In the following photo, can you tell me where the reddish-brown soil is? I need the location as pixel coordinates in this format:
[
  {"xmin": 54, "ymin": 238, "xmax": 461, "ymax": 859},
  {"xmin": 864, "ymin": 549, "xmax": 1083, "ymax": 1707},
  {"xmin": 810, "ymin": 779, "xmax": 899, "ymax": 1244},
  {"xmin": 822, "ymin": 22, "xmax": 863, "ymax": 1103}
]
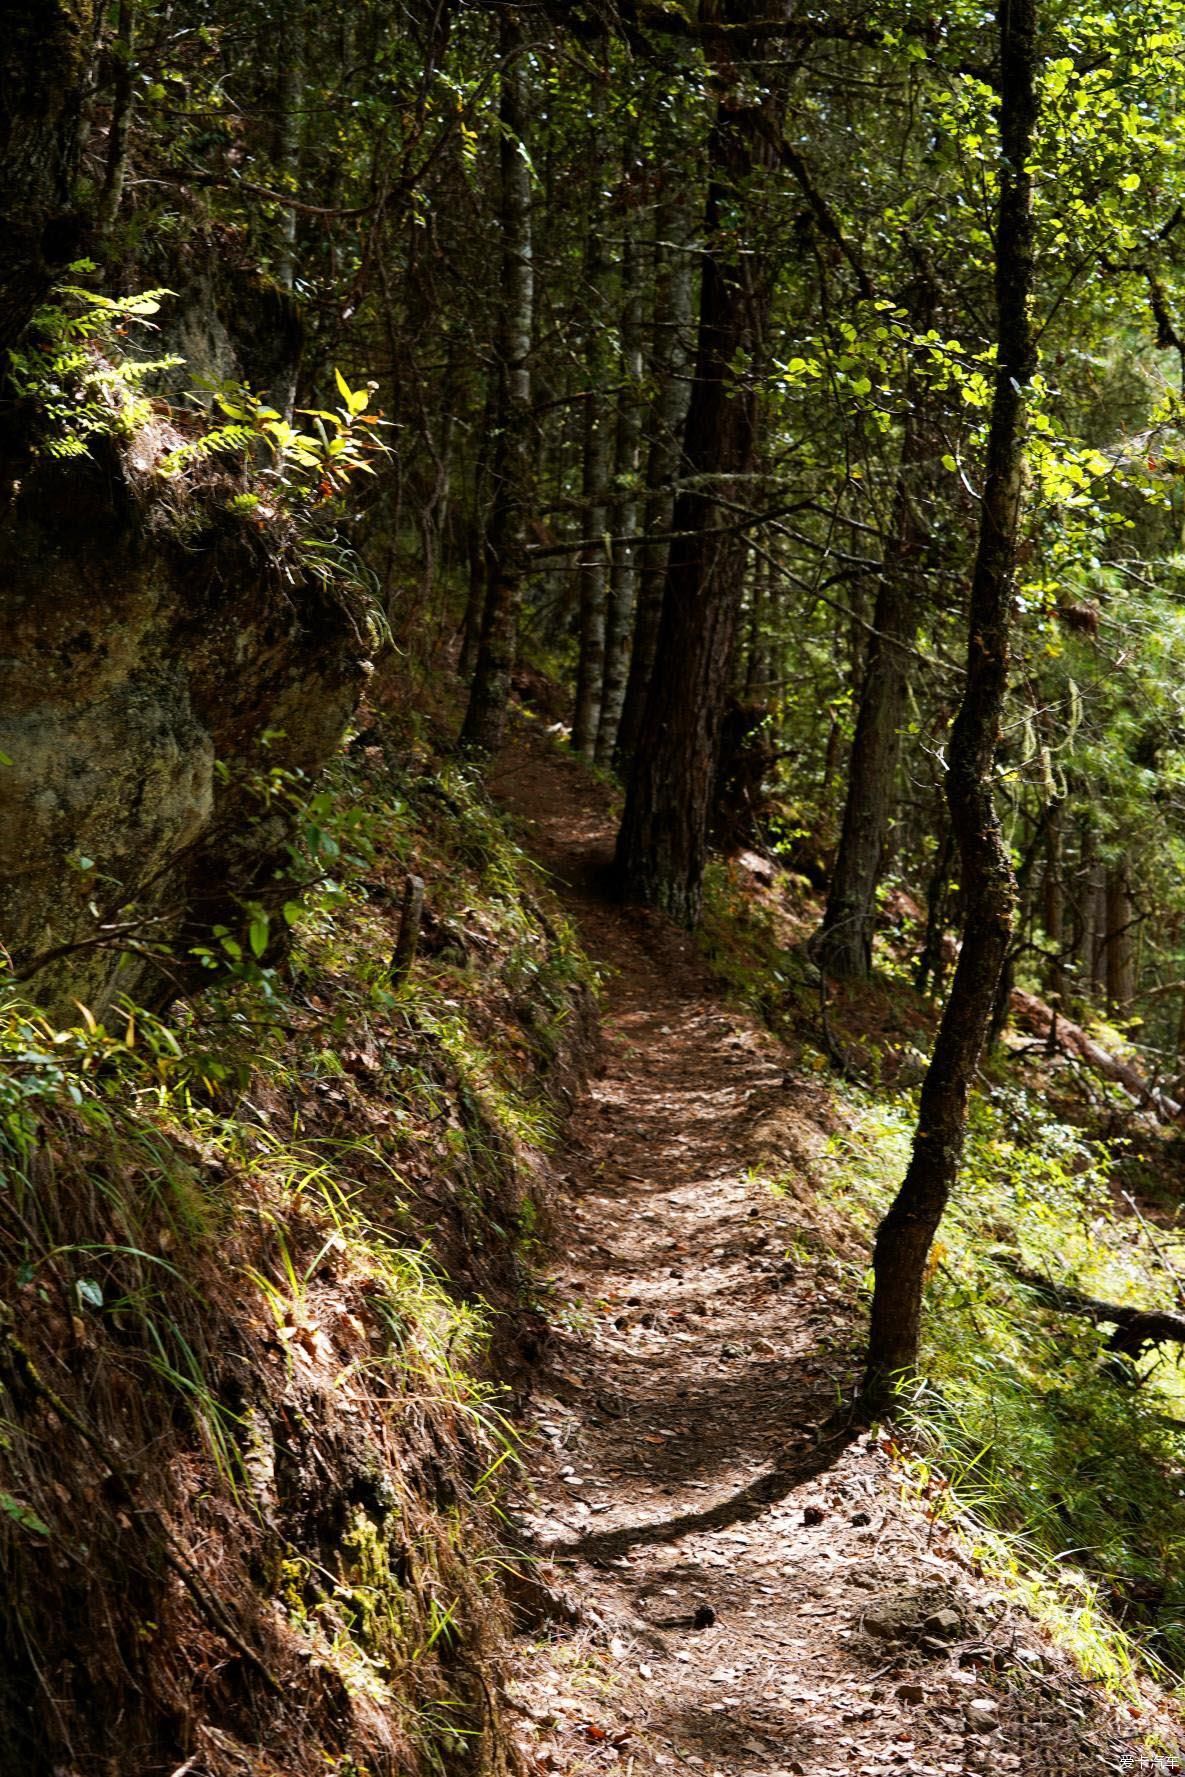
[{"xmin": 491, "ymin": 720, "xmax": 1178, "ymax": 1777}]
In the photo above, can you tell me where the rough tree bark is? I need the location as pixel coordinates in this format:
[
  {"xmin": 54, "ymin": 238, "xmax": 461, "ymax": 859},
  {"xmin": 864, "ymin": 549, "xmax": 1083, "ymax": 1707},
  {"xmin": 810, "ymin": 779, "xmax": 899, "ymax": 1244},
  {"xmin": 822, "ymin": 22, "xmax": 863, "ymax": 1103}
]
[
  {"xmin": 864, "ymin": 0, "xmax": 1038, "ymax": 1401},
  {"xmin": 0, "ymin": 0, "xmax": 100, "ymax": 364},
  {"xmin": 458, "ymin": 13, "xmax": 534, "ymax": 758},
  {"xmin": 614, "ymin": 0, "xmax": 788, "ymax": 924}
]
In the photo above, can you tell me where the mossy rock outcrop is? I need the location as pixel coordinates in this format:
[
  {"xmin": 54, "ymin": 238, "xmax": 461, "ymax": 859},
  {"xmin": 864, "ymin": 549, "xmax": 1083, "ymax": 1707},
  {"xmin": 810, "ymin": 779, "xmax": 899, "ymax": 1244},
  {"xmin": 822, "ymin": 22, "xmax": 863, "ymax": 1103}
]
[{"xmin": 0, "ymin": 433, "xmax": 368, "ymax": 1013}]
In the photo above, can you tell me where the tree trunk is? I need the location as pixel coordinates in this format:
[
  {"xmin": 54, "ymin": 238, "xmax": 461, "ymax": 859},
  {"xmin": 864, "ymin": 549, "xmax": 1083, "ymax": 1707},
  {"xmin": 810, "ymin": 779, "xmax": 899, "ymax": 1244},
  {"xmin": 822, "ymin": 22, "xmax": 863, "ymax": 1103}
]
[
  {"xmin": 1073, "ymin": 822, "xmax": 1096, "ymax": 985},
  {"xmin": 458, "ymin": 379, "xmax": 496, "ymax": 677},
  {"xmin": 0, "ymin": 0, "xmax": 100, "ymax": 365},
  {"xmin": 1105, "ymin": 863, "xmax": 1135, "ymax": 1014},
  {"xmin": 1043, "ymin": 801, "xmax": 1066, "ymax": 1007},
  {"xmin": 572, "ymin": 189, "xmax": 613, "ymax": 759},
  {"xmin": 614, "ymin": 1, "xmax": 786, "ymax": 924},
  {"xmin": 274, "ymin": 2, "xmax": 305, "ymax": 419},
  {"xmin": 276, "ymin": 7, "xmax": 304, "ymax": 291},
  {"xmin": 458, "ymin": 521, "xmax": 487, "ymax": 679},
  {"xmin": 458, "ymin": 15, "xmax": 533, "ymax": 758},
  {"xmin": 1091, "ymin": 863, "xmax": 1108, "ymax": 998},
  {"xmin": 743, "ymin": 543, "xmax": 772, "ymax": 698},
  {"xmin": 596, "ymin": 214, "xmax": 645, "ymax": 767},
  {"xmin": 613, "ymin": 187, "xmax": 696, "ymax": 770},
  {"xmin": 95, "ymin": 0, "xmax": 136, "ymax": 238},
  {"xmin": 811, "ymin": 286, "xmax": 935, "ymax": 981},
  {"xmin": 914, "ymin": 821, "xmax": 956, "ymax": 998},
  {"xmin": 864, "ymin": 0, "xmax": 1037, "ymax": 1402}
]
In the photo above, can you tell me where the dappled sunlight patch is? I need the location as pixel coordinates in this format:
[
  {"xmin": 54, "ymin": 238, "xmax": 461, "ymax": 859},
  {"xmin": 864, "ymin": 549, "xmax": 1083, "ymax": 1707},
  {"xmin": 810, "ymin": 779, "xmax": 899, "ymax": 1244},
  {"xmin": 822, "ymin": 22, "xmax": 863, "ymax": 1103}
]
[{"xmin": 827, "ymin": 1078, "xmax": 1185, "ymax": 1695}]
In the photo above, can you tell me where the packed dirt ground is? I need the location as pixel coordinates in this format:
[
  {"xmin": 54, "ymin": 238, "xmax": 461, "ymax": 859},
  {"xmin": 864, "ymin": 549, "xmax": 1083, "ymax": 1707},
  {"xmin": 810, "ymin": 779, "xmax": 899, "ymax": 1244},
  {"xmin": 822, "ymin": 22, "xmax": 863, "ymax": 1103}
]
[{"xmin": 491, "ymin": 719, "xmax": 1183, "ymax": 1777}]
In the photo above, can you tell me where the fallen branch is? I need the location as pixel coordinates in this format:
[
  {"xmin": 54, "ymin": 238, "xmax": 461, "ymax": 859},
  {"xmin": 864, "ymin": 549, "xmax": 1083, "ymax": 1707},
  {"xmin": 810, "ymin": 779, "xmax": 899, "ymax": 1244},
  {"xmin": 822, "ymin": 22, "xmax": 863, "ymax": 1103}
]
[
  {"xmin": 1120, "ymin": 1189, "xmax": 1185, "ymax": 1305},
  {"xmin": 1010, "ymin": 987, "xmax": 1181, "ymax": 1121},
  {"xmin": 1003, "ymin": 1260, "xmax": 1185, "ymax": 1357}
]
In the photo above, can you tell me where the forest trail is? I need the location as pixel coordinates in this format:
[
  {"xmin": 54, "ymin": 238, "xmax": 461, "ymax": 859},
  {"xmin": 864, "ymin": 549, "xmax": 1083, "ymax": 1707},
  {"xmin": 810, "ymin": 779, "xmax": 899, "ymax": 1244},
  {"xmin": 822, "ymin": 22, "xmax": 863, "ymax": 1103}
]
[{"xmin": 491, "ymin": 721, "xmax": 1147, "ymax": 1777}]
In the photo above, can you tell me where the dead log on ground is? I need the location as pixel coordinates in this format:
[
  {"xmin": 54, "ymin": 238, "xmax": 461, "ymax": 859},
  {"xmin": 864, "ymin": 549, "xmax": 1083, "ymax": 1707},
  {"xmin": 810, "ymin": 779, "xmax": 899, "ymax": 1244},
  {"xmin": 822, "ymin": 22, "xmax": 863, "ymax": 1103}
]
[
  {"xmin": 1004, "ymin": 1260, "xmax": 1185, "ymax": 1357},
  {"xmin": 1010, "ymin": 987, "xmax": 1181, "ymax": 1121}
]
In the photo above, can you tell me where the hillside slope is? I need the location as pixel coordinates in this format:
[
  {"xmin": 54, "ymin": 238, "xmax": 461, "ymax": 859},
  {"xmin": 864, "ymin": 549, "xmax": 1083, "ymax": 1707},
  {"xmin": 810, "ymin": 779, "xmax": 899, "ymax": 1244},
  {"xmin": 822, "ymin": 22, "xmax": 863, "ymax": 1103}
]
[{"xmin": 0, "ymin": 715, "xmax": 594, "ymax": 1776}]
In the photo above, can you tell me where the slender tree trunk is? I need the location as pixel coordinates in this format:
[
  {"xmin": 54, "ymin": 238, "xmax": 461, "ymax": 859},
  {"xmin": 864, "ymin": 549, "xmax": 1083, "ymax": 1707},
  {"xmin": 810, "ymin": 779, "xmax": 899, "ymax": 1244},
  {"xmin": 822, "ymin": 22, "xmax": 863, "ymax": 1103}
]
[
  {"xmin": 458, "ymin": 15, "xmax": 533, "ymax": 758},
  {"xmin": 596, "ymin": 216, "xmax": 645, "ymax": 767},
  {"xmin": 989, "ymin": 804, "xmax": 1048, "ymax": 1049},
  {"xmin": 1091, "ymin": 863, "xmax": 1108, "ymax": 997},
  {"xmin": 572, "ymin": 187, "xmax": 613, "ymax": 759},
  {"xmin": 614, "ymin": 187, "xmax": 697, "ymax": 769},
  {"xmin": 914, "ymin": 821, "xmax": 956, "ymax": 997},
  {"xmin": 811, "ymin": 287, "xmax": 935, "ymax": 981},
  {"xmin": 459, "ymin": 523, "xmax": 487, "ymax": 679},
  {"xmin": 275, "ymin": 8, "xmax": 304, "ymax": 294},
  {"xmin": 274, "ymin": 3, "xmax": 305, "ymax": 420},
  {"xmin": 458, "ymin": 381, "xmax": 496, "ymax": 678},
  {"xmin": 96, "ymin": 0, "xmax": 135, "ymax": 238},
  {"xmin": 1044, "ymin": 801, "xmax": 1065, "ymax": 1007},
  {"xmin": 864, "ymin": 0, "xmax": 1037, "ymax": 1401},
  {"xmin": 614, "ymin": 1, "xmax": 787, "ymax": 924},
  {"xmin": 1105, "ymin": 864, "xmax": 1135, "ymax": 1014},
  {"xmin": 743, "ymin": 544, "xmax": 773, "ymax": 697},
  {"xmin": 1074, "ymin": 822, "xmax": 1096, "ymax": 984}
]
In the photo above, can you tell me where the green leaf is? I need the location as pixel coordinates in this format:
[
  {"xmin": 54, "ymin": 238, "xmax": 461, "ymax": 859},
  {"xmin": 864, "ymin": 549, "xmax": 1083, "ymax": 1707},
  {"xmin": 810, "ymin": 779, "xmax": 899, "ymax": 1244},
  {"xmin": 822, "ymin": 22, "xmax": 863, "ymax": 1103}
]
[
  {"xmin": 0, "ymin": 1492, "xmax": 50, "ymax": 1537},
  {"xmin": 249, "ymin": 915, "xmax": 269, "ymax": 959},
  {"xmin": 76, "ymin": 1278, "xmax": 103, "ymax": 1310}
]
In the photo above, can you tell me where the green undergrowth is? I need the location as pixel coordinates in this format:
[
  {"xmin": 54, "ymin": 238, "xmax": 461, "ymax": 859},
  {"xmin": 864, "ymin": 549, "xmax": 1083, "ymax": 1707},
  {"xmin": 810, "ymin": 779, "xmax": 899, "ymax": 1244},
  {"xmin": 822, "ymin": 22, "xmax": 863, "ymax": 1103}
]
[
  {"xmin": 698, "ymin": 853, "xmax": 1185, "ymax": 1702},
  {"xmin": 0, "ymin": 722, "xmax": 595, "ymax": 1776},
  {"xmin": 698, "ymin": 855, "xmax": 817, "ymax": 1034},
  {"xmin": 826, "ymin": 1081, "xmax": 1185, "ymax": 1695}
]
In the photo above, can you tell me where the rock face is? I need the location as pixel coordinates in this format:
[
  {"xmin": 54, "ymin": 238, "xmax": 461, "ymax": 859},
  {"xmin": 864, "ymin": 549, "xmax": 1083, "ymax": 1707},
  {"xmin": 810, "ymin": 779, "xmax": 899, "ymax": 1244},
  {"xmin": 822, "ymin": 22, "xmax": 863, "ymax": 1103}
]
[{"xmin": 0, "ymin": 436, "xmax": 367, "ymax": 1014}]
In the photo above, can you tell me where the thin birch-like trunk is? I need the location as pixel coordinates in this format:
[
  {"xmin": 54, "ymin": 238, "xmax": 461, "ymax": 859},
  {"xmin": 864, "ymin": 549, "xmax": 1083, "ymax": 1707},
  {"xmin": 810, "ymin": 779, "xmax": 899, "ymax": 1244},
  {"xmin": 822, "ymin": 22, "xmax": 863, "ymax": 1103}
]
[
  {"xmin": 596, "ymin": 218, "xmax": 645, "ymax": 767},
  {"xmin": 572, "ymin": 186, "xmax": 613, "ymax": 759},
  {"xmin": 459, "ymin": 15, "xmax": 533, "ymax": 758}
]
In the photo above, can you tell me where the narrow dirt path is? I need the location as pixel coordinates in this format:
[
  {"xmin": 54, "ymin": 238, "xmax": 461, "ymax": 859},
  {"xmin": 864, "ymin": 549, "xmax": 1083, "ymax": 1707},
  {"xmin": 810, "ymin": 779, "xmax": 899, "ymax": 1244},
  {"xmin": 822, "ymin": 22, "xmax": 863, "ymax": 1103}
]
[{"xmin": 492, "ymin": 722, "xmax": 1156, "ymax": 1777}]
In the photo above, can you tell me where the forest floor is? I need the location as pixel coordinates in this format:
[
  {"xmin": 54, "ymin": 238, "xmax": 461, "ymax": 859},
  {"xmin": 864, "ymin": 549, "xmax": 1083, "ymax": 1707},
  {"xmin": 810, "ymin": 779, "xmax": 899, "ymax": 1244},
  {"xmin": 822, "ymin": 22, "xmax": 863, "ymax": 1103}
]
[{"xmin": 490, "ymin": 717, "xmax": 1181, "ymax": 1777}]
